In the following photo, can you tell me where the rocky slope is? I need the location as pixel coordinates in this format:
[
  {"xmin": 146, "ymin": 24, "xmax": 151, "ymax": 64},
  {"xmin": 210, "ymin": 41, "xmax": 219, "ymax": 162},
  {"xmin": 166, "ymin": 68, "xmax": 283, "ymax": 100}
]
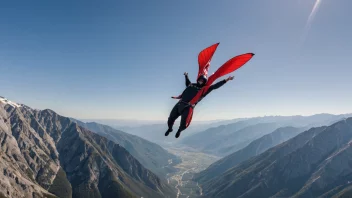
[
  {"xmin": 200, "ymin": 118, "xmax": 352, "ymax": 198},
  {"xmin": 195, "ymin": 126, "xmax": 305, "ymax": 183},
  {"xmin": 0, "ymin": 98, "xmax": 176, "ymax": 198},
  {"xmin": 71, "ymin": 119, "xmax": 180, "ymax": 178}
]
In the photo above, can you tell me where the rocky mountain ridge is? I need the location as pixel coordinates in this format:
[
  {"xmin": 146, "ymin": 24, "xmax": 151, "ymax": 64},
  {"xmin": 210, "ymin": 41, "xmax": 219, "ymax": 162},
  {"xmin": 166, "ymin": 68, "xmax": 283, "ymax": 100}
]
[
  {"xmin": 199, "ymin": 118, "xmax": 352, "ymax": 198},
  {"xmin": 0, "ymin": 98, "xmax": 176, "ymax": 198}
]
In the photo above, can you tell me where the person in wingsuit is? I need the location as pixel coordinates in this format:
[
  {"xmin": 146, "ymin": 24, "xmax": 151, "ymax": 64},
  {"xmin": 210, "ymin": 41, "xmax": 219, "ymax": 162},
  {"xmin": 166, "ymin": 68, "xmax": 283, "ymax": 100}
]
[
  {"xmin": 165, "ymin": 43, "xmax": 254, "ymax": 138},
  {"xmin": 165, "ymin": 72, "xmax": 234, "ymax": 138}
]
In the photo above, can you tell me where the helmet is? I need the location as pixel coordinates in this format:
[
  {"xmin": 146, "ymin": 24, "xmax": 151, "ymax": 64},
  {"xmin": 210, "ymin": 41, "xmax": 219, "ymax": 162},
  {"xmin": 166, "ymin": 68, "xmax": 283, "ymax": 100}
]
[{"xmin": 197, "ymin": 75, "xmax": 208, "ymax": 86}]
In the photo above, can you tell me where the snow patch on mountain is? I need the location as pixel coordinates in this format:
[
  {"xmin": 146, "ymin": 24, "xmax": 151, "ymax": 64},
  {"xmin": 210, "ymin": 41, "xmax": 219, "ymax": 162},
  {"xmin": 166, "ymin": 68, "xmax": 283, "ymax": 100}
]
[{"xmin": 0, "ymin": 96, "xmax": 21, "ymax": 108}]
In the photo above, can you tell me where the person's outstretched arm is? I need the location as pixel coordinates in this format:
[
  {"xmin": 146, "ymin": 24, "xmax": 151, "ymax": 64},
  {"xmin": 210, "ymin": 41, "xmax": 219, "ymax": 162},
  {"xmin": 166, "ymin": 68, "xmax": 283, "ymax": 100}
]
[
  {"xmin": 184, "ymin": 72, "xmax": 191, "ymax": 87},
  {"xmin": 203, "ymin": 76, "xmax": 234, "ymax": 96}
]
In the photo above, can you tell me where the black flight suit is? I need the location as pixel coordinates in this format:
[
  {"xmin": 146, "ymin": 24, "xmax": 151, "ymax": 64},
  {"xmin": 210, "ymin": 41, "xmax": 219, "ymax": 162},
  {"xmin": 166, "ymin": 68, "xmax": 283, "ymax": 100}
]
[{"xmin": 167, "ymin": 75, "xmax": 227, "ymax": 134}]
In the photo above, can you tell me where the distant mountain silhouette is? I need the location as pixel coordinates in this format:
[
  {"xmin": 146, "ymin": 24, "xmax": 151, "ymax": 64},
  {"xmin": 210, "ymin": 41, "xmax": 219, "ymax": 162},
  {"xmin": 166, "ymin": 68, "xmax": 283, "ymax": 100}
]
[{"xmin": 180, "ymin": 114, "xmax": 352, "ymax": 156}]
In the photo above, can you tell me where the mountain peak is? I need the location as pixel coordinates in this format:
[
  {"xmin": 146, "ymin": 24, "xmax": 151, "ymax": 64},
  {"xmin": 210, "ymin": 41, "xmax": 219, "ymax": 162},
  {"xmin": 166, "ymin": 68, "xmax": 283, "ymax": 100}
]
[{"xmin": 0, "ymin": 97, "xmax": 21, "ymax": 108}]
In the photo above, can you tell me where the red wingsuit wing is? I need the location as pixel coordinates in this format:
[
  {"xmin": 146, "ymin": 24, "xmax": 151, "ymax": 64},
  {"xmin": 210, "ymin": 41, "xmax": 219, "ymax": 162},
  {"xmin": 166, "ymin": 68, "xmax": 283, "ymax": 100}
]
[
  {"xmin": 207, "ymin": 53, "xmax": 255, "ymax": 85},
  {"xmin": 185, "ymin": 107, "xmax": 194, "ymax": 128},
  {"xmin": 197, "ymin": 43, "xmax": 220, "ymax": 79},
  {"xmin": 185, "ymin": 53, "xmax": 254, "ymax": 128},
  {"xmin": 171, "ymin": 43, "xmax": 219, "ymax": 100},
  {"xmin": 190, "ymin": 53, "xmax": 255, "ymax": 105}
]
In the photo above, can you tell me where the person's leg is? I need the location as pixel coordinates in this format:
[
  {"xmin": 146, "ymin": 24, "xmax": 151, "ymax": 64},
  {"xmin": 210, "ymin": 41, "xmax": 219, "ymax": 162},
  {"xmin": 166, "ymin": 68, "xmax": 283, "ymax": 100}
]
[
  {"xmin": 176, "ymin": 106, "xmax": 193, "ymax": 138},
  {"xmin": 166, "ymin": 103, "xmax": 180, "ymax": 136}
]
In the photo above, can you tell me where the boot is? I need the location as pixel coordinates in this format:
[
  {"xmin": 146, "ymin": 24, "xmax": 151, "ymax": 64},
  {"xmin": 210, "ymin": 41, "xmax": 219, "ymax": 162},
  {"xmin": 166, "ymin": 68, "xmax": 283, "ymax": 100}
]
[
  {"xmin": 165, "ymin": 128, "xmax": 173, "ymax": 136},
  {"xmin": 175, "ymin": 129, "xmax": 182, "ymax": 138}
]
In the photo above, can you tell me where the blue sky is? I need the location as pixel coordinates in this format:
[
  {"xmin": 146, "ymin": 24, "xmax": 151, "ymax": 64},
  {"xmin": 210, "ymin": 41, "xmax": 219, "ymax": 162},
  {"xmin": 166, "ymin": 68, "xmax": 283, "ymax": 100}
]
[{"xmin": 1, "ymin": 0, "xmax": 351, "ymax": 121}]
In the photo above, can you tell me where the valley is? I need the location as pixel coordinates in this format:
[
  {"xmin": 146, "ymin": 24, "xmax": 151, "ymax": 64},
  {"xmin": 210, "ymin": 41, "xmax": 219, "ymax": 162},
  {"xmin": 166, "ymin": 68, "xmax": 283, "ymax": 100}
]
[{"xmin": 165, "ymin": 147, "xmax": 220, "ymax": 198}]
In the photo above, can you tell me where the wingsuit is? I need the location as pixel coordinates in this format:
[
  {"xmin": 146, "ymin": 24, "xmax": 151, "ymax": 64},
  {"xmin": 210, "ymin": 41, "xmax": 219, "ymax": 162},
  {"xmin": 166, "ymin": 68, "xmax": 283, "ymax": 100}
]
[
  {"xmin": 164, "ymin": 43, "xmax": 255, "ymax": 138},
  {"xmin": 165, "ymin": 74, "xmax": 229, "ymax": 138}
]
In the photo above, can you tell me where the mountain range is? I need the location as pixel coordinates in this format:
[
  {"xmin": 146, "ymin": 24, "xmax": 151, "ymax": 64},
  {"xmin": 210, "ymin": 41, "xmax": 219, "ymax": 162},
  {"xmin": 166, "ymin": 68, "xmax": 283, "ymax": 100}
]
[
  {"xmin": 197, "ymin": 118, "xmax": 352, "ymax": 198},
  {"xmin": 195, "ymin": 126, "xmax": 306, "ymax": 183},
  {"xmin": 0, "ymin": 98, "xmax": 176, "ymax": 198},
  {"xmin": 118, "ymin": 121, "xmax": 229, "ymax": 146},
  {"xmin": 3, "ymin": 95, "xmax": 352, "ymax": 198},
  {"xmin": 180, "ymin": 114, "xmax": 352, "ymax": 156}
]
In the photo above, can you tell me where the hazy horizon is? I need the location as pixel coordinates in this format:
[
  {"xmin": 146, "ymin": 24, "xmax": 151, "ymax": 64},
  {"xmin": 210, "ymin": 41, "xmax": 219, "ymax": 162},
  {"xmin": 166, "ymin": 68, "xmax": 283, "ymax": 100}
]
[{"xmin": 2, "ymin": 95, "xmax": 352, "ymax": 122}]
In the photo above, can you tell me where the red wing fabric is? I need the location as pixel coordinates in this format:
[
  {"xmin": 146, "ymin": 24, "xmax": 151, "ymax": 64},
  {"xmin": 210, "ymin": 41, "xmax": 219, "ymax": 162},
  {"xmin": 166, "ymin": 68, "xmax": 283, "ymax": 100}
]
[
  {"xmin": 171, "ymin": 43, "xmax": 219, "ymax": 100},
  {"xmin": 185, "ymin": 107, "xmax": 194, "ymax": 128},
  {"xmin": 197, "ymin": 43, "xmax": 220, "ymax": 79},
  {"xmin": 207, "ymin": 53, "xmax": 254, "ymax": 85},
  {"xmin": 190, "ymin": 53, "xmax": 255, "ymax": 105}
]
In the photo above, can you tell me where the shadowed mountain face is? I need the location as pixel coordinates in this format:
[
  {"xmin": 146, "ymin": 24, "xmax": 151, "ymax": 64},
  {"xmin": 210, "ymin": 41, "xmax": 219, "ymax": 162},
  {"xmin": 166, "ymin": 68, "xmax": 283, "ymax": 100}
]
[
  {"xmin": 71, "ymin": 119, "xmax": 181, "ymax": 178},
  {"xmin": 199, "ymin": 118, "xmax": 352, "ymax": 198},
  {"xmin": 195, "ymin": 126, "xmax": 306, "ymax": 183},
  {"xmin": 0, "ymin": 100, "xmax": 176, "ymax": 198},
  {"xmin": 180, "ymin": 114, "xmax": 352, "ymax": 156}
]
